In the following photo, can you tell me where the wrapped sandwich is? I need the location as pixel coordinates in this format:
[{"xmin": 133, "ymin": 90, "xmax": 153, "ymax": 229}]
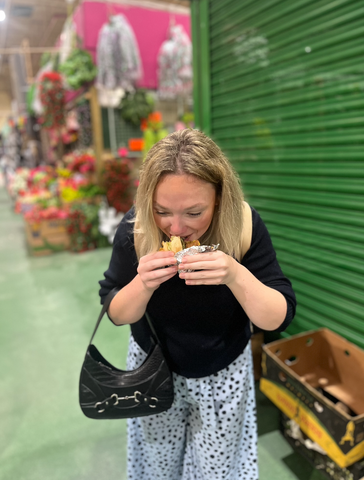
[
  {"xmin": 160, "ymin": 236, "xmax": 200, "ymax": 253},
  {"xmin": 160, "ymin": 236, "xmax": 219, "ymax": 272}
]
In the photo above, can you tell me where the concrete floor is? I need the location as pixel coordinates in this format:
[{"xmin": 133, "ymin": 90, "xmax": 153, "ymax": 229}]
[{"xmin": 0, "ymin": 182, "xmax": 325, "ymax": 480}]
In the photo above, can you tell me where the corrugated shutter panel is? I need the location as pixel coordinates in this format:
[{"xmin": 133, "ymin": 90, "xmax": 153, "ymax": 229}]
[{"xmin": 208, "ymin": 0, "xmax": 364, "ymax": 345}]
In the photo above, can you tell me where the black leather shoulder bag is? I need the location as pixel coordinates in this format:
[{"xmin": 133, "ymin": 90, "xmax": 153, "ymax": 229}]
[{"xmin": 79, "ymin": 288, "xmax": 174, "ymax": 419}]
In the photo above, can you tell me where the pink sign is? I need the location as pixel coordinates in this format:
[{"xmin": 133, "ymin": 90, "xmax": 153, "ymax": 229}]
[{"xmin": 73, "ymin": 1, "xmax": 191, "ymax": 89}]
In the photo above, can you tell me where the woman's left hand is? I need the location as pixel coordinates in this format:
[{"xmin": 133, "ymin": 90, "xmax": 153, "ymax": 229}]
[{"xmin": 178, "ymin": 251, "xmax": 238, "ymax": 286}]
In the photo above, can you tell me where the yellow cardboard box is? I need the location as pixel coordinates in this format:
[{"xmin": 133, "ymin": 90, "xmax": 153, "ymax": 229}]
[
  {"xmin": 25, "ymin": 219, "xmax": 70, "ymax": 256},
  {"xmin": 260, "ymin": 328, "xmax": 364, "ymax": 468}
]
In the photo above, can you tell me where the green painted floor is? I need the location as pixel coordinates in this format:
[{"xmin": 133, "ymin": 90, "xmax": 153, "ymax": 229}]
[{"xmin": 0, "ymin": 182, "xmax": 325, "ymax": 480}]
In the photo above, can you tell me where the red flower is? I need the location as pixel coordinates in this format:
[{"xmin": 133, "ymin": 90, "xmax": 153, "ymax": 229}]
[
  {"xmin": 118, "ymin": 147, "xmax": 129, "ymax": 158},
  {"xmin": 103, "ymin": 158, "xmax": 133, "ymax": 213}
]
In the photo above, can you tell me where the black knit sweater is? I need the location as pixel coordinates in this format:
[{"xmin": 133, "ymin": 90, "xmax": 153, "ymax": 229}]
[{"xmin": 99, "ymin": 206, "xmax": 296, "ymax": 378}]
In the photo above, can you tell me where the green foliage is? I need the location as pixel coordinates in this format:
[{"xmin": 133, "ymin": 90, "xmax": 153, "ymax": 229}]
[
  {"xmin": 120, "ymin": 89, "xmax": 155, "ymax": 126},
  {"xmin": 36, "ymin": 197, "xmax": 61, "ymax": 210},
  {"xmin": 143, "ymin": 128, "xmax": 168, "ymax": 157},
  {"xmin": 142, "ymin": 113, "xmax": 168, "ymax": 158},
  {"xmin": 59, "ymin": 49, "xmax": 97, "ymax": 90},
  {"xmin": 40, "ymin": 52, "xmax": 60, "ymax": 71},
  {"xmin": 40, "ymin": 52, "xmax": 52, "ymax": 68},
  {"xmin": 26, "ymin": 84, "xmax": 36, "ymax": 116},
  {"xmin": 181, "ymin": 111, "xmax": 194, "ymax": 127},
  {"xmin": 77, "ymin": 183, "xmax": 105, "ymax": 198},
  {"xmin": 66, "ymin": 203, "xmax": 108, "ymax": 252}
]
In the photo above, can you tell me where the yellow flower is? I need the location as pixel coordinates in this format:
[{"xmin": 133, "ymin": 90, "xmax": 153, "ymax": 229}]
[
  {"xmin": 61, "ymin": 187, "xmax": 82, "ymax": 202},
  {"xmin": 57, "ymin": 168, "xmax": 72, "ymax": 178}
]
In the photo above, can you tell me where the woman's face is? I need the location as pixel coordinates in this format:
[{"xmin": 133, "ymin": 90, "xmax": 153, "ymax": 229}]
[{"xmin": 153, "ymin": 174, "xmax": 217, "ymax": 242}]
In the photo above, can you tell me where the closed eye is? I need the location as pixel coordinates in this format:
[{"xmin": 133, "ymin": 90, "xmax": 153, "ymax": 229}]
[
  {"xmin": 155, "ymin": 211, "xmax": 170, "ymax": 216},
  {"xmin": 154, "ymin": 210, "xmax": 202, "ymax": 217}
]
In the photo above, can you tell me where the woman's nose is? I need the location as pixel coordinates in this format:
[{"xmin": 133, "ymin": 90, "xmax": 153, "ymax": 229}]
[{"xmin": 169, "ymin": 217, "xmax": 185, "ymax": 236}]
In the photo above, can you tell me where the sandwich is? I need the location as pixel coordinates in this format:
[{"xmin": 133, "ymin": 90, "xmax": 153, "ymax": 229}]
[{"xmin": 160, "ymin": 236, "xmax": 200, "ymax": 253}]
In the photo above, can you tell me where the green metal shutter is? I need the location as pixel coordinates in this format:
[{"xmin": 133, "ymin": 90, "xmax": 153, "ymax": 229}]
[{"xmin": 192, "ymin": 0, "xmax": 364, "ymax": 345}]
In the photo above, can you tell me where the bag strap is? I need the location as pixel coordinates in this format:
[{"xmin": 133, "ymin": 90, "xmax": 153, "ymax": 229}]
[
  {"xmin": 88, "ymin": 288, "xmax": 159, "ymax": 346},
  {"xmin": 242, "ymin": 201, "xmax": 253, "ymax": 258}
]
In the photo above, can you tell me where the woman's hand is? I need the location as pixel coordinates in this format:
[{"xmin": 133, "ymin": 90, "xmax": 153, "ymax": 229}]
[
  {"xmin": 137, "ymin": 251, "xmax": 178, "ymax": 292},
  {"xmin": 178, "ymin": 251, "xmax": 239, "ymax": 286}
]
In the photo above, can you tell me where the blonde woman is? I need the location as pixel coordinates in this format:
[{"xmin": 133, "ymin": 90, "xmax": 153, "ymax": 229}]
[{"xmin": 99, "ymin": 129, "xmax": 296, "ymax": 480}]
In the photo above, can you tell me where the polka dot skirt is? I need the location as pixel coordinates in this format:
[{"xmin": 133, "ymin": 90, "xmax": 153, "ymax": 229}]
[{"xmin": 126, "ymin": 335, "xmax": 258, "ymax": 480}]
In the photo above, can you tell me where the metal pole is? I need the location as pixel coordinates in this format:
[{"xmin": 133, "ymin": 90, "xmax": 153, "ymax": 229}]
[{"xmin": 107, "ymin": 107, "xmax": 117, "ymax": 155}]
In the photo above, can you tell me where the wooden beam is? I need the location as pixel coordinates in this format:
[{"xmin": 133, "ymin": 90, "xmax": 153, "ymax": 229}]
[
  {"xmin": 89, "ymin": 86, "xmax": 104, "ymax": 182},
  {"xmin": 21, "ymin": 39, "xmax": 33, "ymax": 84},
  {"xmin": 0, "ymin": 47, "xmax": 60, "ymax": 55}
]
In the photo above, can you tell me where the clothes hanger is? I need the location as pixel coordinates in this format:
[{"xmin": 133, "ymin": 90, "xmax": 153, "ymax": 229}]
[
  {"xmin": 107, "ymin": 0, "xmax": 113, "ymax": 23},
  {"xmin": 169, "ymin": 13, "xmax": 176, "ymax": 36}
]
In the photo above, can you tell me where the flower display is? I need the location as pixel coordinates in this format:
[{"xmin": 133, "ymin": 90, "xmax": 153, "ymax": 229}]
[
  {"xmin": 98, "ymin": 206, "xmax": 124, "ymax": 244},
  {"xmin": 59, "ymin": 48, "xmax": 97, "ymax": 90},
  {"xmin": 59, "ymin": 176, "xmax": 104, "ymax": 204},
  {"xmin": 120, "ymin": 89, "xmax": 154, "ymax": 126},
  {"xmin": 118, "ymin": 147, "xmax": 129, "ymax": 158},
  {"xmin": 66, "ymin": 203, "xmax": 108, "ymax": 253},
  {"xmin": 24, "ymin": 206, "xmax": 68, "ymax": 223},
  {"xmin": 27, "ymin": 166, "xmax": 57, "ymax": 189},
  {"xmin": 15, "ymin": 187, "xmax": 53, "ymax": 210},
  {"xmin": 142, "ymin": 112, "xmax": 168, "ymax": 157},
  {"xmin": 39, "ymin": 71, "xmax": 65, "ymax": 129},
  {"xmin": 103, "ymin": 158, "xmax": 134, "ymax": 213},
  {"xmin": 56, "ymin": 168, "xmax": 72, "ymax": 178},
  {"xmin": 59, "ymin": 177, "xmax": 88, "ymax": 203},
  {"xmin": 66, "ymin": 152, "xmax": 96, "ymax": 174},
  {"xmin": 8, "ymin": 169, "xmax": 30, "ymax": 197},
  {"xmin": 60, "ymin": 186, "xmax": 84, "ymax": 203},
  {"xmin": 11, "ymin": 162, "xmax": 110, "ymax": 255}
]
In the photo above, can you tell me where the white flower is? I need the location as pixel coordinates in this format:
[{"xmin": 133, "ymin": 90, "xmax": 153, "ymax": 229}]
[{"xmin": 98, "ymin": 206, "xmax": 124, "ymax": 243}]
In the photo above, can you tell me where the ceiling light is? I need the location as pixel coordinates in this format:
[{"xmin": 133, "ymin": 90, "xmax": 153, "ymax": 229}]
[{"xmin": 0, "ymin": 10, "xmax": 6, "ymax": 21}]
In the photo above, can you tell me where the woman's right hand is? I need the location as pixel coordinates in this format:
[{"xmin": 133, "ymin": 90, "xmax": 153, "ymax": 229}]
[{"xmin": 137, "ymin": 251, "xmax": 178, "ymax": 292}]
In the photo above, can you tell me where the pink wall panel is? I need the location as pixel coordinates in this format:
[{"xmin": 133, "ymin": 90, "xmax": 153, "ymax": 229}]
[{"xmin": 73, "ymin": 1, "xmax": 191, "ymax": 89}]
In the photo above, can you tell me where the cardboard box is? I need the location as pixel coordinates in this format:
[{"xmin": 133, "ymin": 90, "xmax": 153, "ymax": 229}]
[
  {"xmin": 25, "ymin": 219, "xmax": 70, "ymax": 256},
  {"xmin": 280, "ymin": 413, "xmax": 364, "ymax": 480},
  {"xmin": 260, "ymin": 328, "xmax": 364, "ymax": 468}
]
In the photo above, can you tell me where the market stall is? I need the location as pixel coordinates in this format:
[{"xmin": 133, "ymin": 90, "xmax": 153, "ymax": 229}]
[{"xmin": 2, "ymin": 0, "xmax": 193, "ymax": 258}]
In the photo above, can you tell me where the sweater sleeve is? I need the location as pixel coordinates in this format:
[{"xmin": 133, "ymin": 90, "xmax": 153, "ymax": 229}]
[
  {"xmin": 98, "ymin": 208, "xmax": 138, "ymax": 305},
  {"xmin": 242, "ymin": 207, "xmax": 296, "ymax": 332}
]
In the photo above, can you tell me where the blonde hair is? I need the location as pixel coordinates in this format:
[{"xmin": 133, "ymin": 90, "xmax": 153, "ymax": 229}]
[{"xmin": 133, "ymin": 129, "xmax": 245, "ymax": 260}]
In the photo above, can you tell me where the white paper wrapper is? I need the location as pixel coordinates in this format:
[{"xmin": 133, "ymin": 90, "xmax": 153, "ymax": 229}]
[{"xmin": 175, "ymin": 244, "xmax": 219, "ymax": 272}]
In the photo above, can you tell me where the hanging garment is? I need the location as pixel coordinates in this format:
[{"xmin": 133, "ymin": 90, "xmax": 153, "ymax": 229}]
[
  {"xmin": 59, "ymin": 18, "xmax": 77, "ymax": 64},
  {"xmin": 96, "ymin": 14, "xmax": 143, "ymax": 107},
  {"xmin": 113, "ymin": 14, "xmax": 143, "ymax": 89},
  {"xmin": 157, "ymin": 24, "xmax": 193, "ymax": 100}
]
